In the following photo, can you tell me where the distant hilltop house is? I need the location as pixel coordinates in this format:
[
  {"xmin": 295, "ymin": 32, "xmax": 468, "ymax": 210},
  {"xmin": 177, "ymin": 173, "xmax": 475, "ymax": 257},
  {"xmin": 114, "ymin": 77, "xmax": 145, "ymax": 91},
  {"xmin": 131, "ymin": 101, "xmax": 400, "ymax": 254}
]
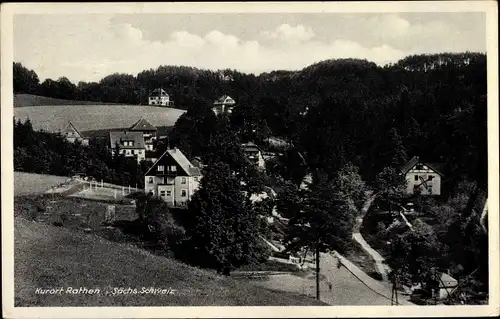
[
  {"xmin": 401, "ymin": 156, "xmax": 445, "ymax": 195},
  {"xmin": 148, "ymin": 88, "xmax": 172, "ymax": 106},
  {"xmin": 144, "ymin": 147, "xmax": 202, "ymax": 208},
  {"xmin": 60, "ymin": 122, "xmax": 89, "ymax": 146},
  {"xmin": 212, "ymin": 95, "xmax": 236, "ymax": 115},
  {"xmin": 129, "ymin": 118, "xmax": 157, "ymax": 151},
  {"xmin": 109, "ymin": 131, "xmax": 146, "ymax": 163},
  {"xmin": 241, "ymin": 142, "xmax": 265, "ymax": 169}
]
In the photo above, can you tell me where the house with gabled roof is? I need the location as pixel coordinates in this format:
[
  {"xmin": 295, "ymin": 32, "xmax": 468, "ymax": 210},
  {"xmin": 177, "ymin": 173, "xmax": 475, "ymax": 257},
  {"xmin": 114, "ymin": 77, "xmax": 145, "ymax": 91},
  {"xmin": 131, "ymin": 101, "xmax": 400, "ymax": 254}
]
[
  {"xmin": 109, "ymin": 131, "xmax": 146, "ymax": 163},
  {"xmin": 212, "ymin": 95, "xmax": 236, "ymax": 115},
  {"xmin": 401, "ymin": 156, "xmax": 445, "ymax": 195},
  {"xmin": 241, "ymin": 142, "xmax": 265, "ymax": 169},
  {"xmin": 144, "ymin": 147, "xmax": 202, "ymax": 208},
  {"xmin": 148, "ymin": 88, "xmax": 172, "ymax": 106},
  {"xmin": 129, "ymin": 118, "xmax": 157, "ymax": 151},
  {"xmin": 60, "ymin": 122, "xmax": 89, "ymax": 146}
]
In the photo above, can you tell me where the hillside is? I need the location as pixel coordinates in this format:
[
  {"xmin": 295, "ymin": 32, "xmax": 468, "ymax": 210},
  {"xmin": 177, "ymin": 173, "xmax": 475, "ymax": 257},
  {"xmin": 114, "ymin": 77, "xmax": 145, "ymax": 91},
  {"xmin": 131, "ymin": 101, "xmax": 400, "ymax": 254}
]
[
  {"xmin": 14, "ymin": 217, "xmax": 326, "ymax": 306},
  {"xmin": 14, "ymin": 94, "xmax": 109, "ymax": 107},
  {"xmin": 14, "ymin": 103, "xmax": 186, "ymax": 133}
]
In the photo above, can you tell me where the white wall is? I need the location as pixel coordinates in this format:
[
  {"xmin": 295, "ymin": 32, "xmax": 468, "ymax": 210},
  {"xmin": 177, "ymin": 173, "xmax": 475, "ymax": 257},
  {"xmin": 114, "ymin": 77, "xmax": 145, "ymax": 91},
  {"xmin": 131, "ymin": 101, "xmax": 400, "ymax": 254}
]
[{"xmin": 405, "ymin": 169, "xmax": 442, "ymax": 195}]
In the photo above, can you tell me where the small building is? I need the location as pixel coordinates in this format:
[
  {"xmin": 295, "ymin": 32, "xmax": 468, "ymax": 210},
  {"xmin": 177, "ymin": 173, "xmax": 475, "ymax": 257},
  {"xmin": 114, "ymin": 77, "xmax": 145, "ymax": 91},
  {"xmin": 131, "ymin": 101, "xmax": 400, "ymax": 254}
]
[
  {"xmin": 109, "ymin": 131, "xmax": 146, "ymax": 163},
  {"xmin": 400, "ymin": 156, "xmax": 444, "ymax": 195},
  {"xmin": 148, "ymin": 88, "xmax": 172, "ymax": 106},
  {"xmin": 212, "ymin": 95, "xmax": 236, "ymax": 115},
  {"xmin": 241, "ymin": 142, "xmax": 265, "ymax": 169},
  {"xmin": 129, "ymin": 118, "xmax": 157, "ymax": 151},
  {"xmin": 144, "ymin": 147, "xmax": 202, "ymax": 208},
  {"xmin": 60, "ymin": 122, "xmax": 89, "ymax": 146},
  {"xmin": 438, "ymin": 272, "xmax": 458, "ymax": 299}
]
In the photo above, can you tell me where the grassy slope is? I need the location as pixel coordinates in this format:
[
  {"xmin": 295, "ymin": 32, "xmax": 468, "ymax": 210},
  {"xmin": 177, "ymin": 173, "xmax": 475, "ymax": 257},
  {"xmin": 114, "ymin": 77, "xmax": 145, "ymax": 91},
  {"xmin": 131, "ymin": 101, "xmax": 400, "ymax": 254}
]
[
  {"xmin": 14, "ymin": 94, "xmax": 108, "ymax": 107},
  {"xmin": 14, "ymin": 172, "xmax": 71, "ymax": 196},
  {"xmin": 14, "ymin": 217, "xmax": 326, "ymax": 306}
]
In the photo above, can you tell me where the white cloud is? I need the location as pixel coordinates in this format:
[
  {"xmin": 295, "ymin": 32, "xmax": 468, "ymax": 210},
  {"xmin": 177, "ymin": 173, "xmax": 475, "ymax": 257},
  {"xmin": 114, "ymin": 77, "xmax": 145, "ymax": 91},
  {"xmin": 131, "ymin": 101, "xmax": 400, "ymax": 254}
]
[
  {"xmin": 13, "ymin": 14, "xmax": 483, "ymax": 83},
  {"xmin": 261, "ymin": 24, "xmax": 316, "ymax": 43}
]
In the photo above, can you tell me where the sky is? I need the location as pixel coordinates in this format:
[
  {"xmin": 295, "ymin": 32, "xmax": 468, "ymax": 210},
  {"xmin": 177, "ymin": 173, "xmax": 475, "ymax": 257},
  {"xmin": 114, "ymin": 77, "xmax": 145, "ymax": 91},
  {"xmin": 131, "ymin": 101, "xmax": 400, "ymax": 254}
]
[{"xmin": 13, "ymin": 12, "xmax": 486, "ymax": 83}]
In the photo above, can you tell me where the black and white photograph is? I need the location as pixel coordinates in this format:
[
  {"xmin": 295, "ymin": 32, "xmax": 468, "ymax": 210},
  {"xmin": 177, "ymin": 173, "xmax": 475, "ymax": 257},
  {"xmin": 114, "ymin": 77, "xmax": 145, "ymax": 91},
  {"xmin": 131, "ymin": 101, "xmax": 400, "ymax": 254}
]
[{"xmin": 1, "ymin": 1, "xmax": 498, "ymax": 318}]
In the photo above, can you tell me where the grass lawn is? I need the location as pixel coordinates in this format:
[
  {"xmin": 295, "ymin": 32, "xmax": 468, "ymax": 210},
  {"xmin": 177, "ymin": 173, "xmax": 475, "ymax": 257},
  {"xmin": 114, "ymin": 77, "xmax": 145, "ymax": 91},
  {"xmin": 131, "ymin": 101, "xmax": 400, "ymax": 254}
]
[
  {"xmin": 14, "ymin": 103, "xmax": 185, "ymax": 133},
  {"xmin": 14, "ymin": 172, "xmax": 71, "ymax": 196},
  {"xmin": 14, "ymin": 217, "xmax": 326, "ymax": 306}
]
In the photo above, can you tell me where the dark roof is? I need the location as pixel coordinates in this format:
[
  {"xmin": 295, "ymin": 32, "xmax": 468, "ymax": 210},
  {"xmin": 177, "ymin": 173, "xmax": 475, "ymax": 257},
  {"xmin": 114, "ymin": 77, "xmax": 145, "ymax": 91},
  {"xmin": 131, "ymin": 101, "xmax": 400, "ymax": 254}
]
[
  {"xmin": 145, "ymin": 148, "xmax": 202, "ymax": 176},
  {"xmin": 400, "ymin": 156, "xmax": 445, "ymax": 176},
  {"xmin": 129, "ymin": 118, "xmax": 157, "ymax": 131},
  {"xmin": 242, "ymin": 142, "xmax": 262, "ymax": 153},
  {"xmin": 214, "ymin": 95, "xmax": 236, "ymax": 105},
  {"xmin": 109, "ymin": 131, "xmax": 145, "ymax": 149},
  {"xmin": 61, "ymin": 122, "xmax": 87, "ymax": 138},
  {"xmin": 149, "ymin": 88, "xmax": 169, "ymax": 97}
]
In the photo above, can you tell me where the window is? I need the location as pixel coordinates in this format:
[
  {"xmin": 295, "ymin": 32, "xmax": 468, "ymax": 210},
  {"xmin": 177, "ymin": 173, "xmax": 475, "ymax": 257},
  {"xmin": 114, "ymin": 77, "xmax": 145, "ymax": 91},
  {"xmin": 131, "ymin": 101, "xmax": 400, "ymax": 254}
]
[
  {"xmin": 171, "ymin": 166, "xmax": 177, "ymax": 172},
  {"xmin": 132, "ymin": 150, "xmax": 136, "ymax": 155},
  {"xmin": 428, "ymin": 176, "xmax": 435, "ymax": 181},
  {"xmin": 148, "ymin": 177, "xmax": 154, "ymax": 183},
  {"xmin": 160, "ymin": 190, "xmax": 166, "ymax": 197},
  {"xmin": 181, "ymin": 189, "xmax": 187, "ymax": 197},
  {"xmin": 416, "ymin": 164, "xmax": 423, "ymax": 170},
  {"xmin": 414, "ymin": 175, "xmax": 419, "ymax": 181},
  {"xmin": 166, "ymin": 190, "xmax": 172, "ymax": 196},
  {"xmin": 126, "ymin": 150, "xmax": 131, "ymax": 155},
  {"xmin": 158, "ymin": 165, "xmax": 164, "ymax": 172},
  {"xmin": 181, "ymin": 177, "xmax": 187, "ymax": 184}
]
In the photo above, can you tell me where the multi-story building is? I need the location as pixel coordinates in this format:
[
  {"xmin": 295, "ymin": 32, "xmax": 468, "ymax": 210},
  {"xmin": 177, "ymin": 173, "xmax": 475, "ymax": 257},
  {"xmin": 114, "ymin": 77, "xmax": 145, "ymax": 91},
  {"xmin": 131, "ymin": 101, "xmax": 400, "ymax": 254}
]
[
  {"xmin": 212, "ymin": 95, "xmax": 236, "ymax": 115},
  {"xmin": 60, "ymin": 122, "xmax": 89, "ymax": 146},
  {"xmin": 109, "ymin": 131, "xmax": 146, "ymax": 163},
  {"xmin": 144, "ymin": 148, "xmax": 202, "ymax": 208},
  {"xmin": 148, "ymin": 88, "xmax": 172, "ymax": 106},
  {"xmin": 401, "ymin": 156, "xmax": 444, "ymax": 195}
]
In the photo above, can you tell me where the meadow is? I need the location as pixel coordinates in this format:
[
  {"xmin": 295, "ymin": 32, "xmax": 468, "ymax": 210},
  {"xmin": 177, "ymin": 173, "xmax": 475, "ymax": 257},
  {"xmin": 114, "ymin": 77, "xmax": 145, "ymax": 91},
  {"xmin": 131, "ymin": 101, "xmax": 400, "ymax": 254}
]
[
  {"xmin": 14, "ymin": 103, "xmax": 186, "ymax": 133},
  {"xmin": 14, "ymin": 172, "xmax": 72, "ymax": 196}
]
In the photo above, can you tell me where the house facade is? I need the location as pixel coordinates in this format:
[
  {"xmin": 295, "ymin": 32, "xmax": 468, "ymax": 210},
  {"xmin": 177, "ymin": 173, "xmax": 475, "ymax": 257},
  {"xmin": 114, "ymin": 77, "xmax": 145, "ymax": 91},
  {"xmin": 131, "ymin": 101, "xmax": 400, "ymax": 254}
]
[
  {"xmin": 212, "ymin": 95, "xmax": 236, "ymax": 115},
  {"xmin": 144, "ymin": 148, "xmax": 202, "ymax": 208},
  {"xmin": 148, "ymin": 88, "xmax": 172, "ymax": 106},
  {"xmin": 60, "ymin": 122, "xmax": 89, "ymax": 146},
  {"xmin": 109, "ymin": 131, "xmax": 146, "ymax": 162},
  {"xmin": 242, "ymin": 142, "xmax": 265, "ymax": 169},
  {"xmin": 129, "ymin": 118, "xmax": 157, "ymax": 151},
  {"xmin": 401, "ymin": 156, "xmax": 444, "ymax": 195}
]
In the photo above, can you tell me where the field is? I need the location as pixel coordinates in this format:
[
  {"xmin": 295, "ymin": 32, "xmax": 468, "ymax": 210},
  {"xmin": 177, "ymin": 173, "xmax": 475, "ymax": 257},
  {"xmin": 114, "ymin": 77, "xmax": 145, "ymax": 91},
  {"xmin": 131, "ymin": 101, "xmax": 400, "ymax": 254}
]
[
  {"xmin": 14, "ymin": 101, "xmax": 186, "ymax": 133},
  {"xmin": 14, "ymin": 216, "xmax": 326, "ymax": 306},
  {"xmin": 14, "ymin": 172, "xmax": 73, "ymax": 196},
  {"xmin": 14, "ymin": 94, "xmax": 111, "ymax": 108}
]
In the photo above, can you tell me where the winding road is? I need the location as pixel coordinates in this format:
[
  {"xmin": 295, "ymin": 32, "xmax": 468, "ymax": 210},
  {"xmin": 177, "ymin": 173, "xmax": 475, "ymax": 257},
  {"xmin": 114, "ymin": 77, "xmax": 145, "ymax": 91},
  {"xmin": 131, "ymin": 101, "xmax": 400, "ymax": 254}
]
[{"xmin": 352, "ymin": 192, "xmax": 391, "ymax": 282}]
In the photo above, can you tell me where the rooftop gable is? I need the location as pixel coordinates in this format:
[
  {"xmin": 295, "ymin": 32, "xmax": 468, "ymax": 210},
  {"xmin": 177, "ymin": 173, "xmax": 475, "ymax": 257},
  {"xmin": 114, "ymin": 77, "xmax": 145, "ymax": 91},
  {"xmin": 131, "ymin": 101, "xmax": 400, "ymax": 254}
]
[
  {"xmin": 61, "ymin": 122, "xmax": 83, "ymax": 138},
  {"xmin": 129, "ymin": 118, "xmax": 157, "ymax": 131},
  {"xmin": 214, "ymin": 95, "xmax": 236, "ymax": 105},
  {"xmin": 109, "ymin": 131, "xmax": 145, "ymax": 149},
  {"xmin": 149, "ymin": 88, "xmax": 169, "ymax": 97},
  {"xmin": 145, "ymin": 147, "xmax": 202, "ymax": 176},
  {"xmin": 400, "ymin": 156, "xmax": 445, "ymax": 176}
]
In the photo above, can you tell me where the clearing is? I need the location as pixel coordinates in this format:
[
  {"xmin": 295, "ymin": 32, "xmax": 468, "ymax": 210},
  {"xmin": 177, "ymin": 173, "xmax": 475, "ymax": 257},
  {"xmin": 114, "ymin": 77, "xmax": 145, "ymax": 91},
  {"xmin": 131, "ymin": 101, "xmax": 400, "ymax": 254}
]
[
  {"xmin": 14, "ymin": 217, "xmax": 326, "ymax": 306},
  {"xmin": 14, "ymin": 103, "xmax": 185, "ymax": 133}
]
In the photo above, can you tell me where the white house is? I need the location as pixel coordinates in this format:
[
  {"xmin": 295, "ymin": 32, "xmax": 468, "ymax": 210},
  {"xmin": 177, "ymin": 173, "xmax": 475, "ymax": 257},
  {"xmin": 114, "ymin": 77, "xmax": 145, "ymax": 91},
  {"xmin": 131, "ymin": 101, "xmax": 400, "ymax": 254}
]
[
  {"xmin": 212, "ymin": 95, "xmax": 236, "ymax": 115},
  {"xmin": 401, "ymin": 156, "xmax": 444, "ymax": 195},
  {"xmin": 60, "ymin": 122, "xmax": 89, "ymax": 146},
  {"xmin": 109, "ymin": 131, "xmax": 146, "ymax": 163},
  {"xmin": 148, "ymin": 88, "xmax": 172, "ymax": 106},
  {"xmin": 144, "ymin": 148, "xmax": 202, "ymax": 208}
]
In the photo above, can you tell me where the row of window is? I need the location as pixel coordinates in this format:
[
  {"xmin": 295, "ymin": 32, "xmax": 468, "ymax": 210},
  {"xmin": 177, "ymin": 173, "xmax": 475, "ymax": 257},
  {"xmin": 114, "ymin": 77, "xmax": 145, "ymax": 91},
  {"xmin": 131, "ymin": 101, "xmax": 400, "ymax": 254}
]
[
  {"xmin": 122, "ymin": 141, "xmax": 135, "ymax": 147},
  {"xmin": 148, "ymin": 176, "xmax": 187, "ymax": 184},
  {"xmin": 123, "ymin": 149, "xmax": 144, "ymax": 156},
  {"xmin": 159, "ymin": 189, "xmax": 187, "ymax": 197},
  {"xmin": 413, "ymin": 175, "xmax": 435, "ymax": 181},
  {"xmin": 158, "ymin": 165, "xmax": 176, "ymax": 172}
]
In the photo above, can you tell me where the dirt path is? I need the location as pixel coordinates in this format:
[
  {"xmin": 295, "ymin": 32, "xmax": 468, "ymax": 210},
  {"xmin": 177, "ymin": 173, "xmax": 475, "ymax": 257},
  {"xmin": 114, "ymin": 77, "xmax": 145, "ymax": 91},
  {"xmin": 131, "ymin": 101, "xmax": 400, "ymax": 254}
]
[{"xmin": 352, "ymin": 193, "xmax": 391, "ymax": 282}]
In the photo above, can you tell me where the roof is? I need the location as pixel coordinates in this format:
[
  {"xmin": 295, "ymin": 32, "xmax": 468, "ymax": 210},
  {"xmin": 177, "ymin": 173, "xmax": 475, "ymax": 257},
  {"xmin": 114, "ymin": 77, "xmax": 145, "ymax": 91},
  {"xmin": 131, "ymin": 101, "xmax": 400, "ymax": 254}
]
[
  {"xmin": 440, "ymin": 273, "xmax": 458, "ymax": 287},
  {"xmin": 109, "ymin": 131, "xmax": 145, "ymax": 149},
  {"xmin": 214, "ymin": 95, "xmax": 236, "ymax": 105},
  {"xmin": 61, "ymin": 122, "xmax": 85, "ymax": 138},
  {"xmin": 149, "ymin": 88, "xmax": 169, "ymax": 97},
  {"xmin": 400, "ymin": 156, "xmax": 445, "ymax": 176},
  {"xmin": 242, "ymin": 142, "xmax": 262, "ymax": 153},
  {"xmin": 129, "ymin": 118, "xmax": 157, "ymax": 132},
  {"xmin": 145, "ymin": 147, "xmax": 202, "ymax": 176}
]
